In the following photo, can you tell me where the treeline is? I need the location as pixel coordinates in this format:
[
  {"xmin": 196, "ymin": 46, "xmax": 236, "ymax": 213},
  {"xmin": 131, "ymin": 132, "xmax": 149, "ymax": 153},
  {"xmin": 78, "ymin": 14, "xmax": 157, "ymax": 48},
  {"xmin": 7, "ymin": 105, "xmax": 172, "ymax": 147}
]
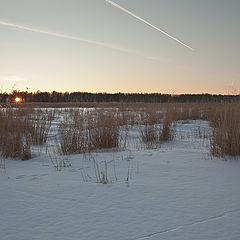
[{"xmin": 1, "ymin": 91, "xmax": 240, "ymax": 103}]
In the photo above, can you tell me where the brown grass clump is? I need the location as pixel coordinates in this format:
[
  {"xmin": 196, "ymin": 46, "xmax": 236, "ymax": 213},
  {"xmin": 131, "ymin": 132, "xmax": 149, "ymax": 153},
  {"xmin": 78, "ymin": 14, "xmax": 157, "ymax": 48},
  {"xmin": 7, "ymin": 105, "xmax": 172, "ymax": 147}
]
[
  {"xmin": 1, "ymin": 101, "xmax": 239, "ymax": 160},
  {"xmin": 140, "ymin": 108, "xmax": 175, "ymax": 148},
  {"xmin": 209, "ymin": 103, "xmax": 240, "ymax": 157},
  {"xmin": 0, "ymin": 108, "xmax": 55, "ymax": 160},
  {"xmin": 140, "ymin": 124, "xmax": 162, "ymax": 148},
  {"xmin": 87, "ymin": 110, "xmax": 120, "ymax": 150},
  {"xmin": 58, "ymin": 110, "xmax": 88, "ymax": 155},
  {"xmin": 160, "ymin": 119, "xmax": 175, "ymax": 142},
  {"xmin": 58, "ymin": 109, "xmax": 124, "ymax": 155},
  {"xmin": 141, "ymin": 109, "xmax": 163, "ymax": 125},
  {"xmin": 28, "ymin": 109, "xmax": 55, "ymax": 145},
  {"xmin": 0, "ymin": 110, "xmax": 32, "ymax": 160}
]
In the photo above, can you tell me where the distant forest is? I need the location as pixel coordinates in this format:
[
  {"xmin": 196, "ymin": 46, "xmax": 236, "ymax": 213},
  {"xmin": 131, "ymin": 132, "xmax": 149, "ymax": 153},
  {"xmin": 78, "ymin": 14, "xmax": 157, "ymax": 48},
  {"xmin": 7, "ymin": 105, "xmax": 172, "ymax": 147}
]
[{"xmin": 1, "ymin": 91, "xmax": 240, "ymax": 103}]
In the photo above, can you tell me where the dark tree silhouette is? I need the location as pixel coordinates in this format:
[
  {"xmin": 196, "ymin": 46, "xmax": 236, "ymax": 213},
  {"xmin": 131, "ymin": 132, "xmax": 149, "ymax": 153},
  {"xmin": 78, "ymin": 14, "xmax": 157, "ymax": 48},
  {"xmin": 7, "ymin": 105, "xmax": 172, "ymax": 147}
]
[{"xmin": 0, "ymin": 91, "xmax": 239, "ymax": 104}]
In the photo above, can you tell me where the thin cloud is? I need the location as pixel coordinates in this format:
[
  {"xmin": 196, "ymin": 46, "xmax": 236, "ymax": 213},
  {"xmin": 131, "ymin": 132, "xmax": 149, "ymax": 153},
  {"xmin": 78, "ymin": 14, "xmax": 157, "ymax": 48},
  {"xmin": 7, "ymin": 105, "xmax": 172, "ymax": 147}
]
[
  {"xmin": 0, "ymin": 20, "xmax": 148, "ymax": 58},
  {"xmin": 106, "ymin": 0, "xmax": 194, "ymax": 51},
  {"xmin": 6, "ymin": 76, "xmax": 25, "ymax": 82},
  {"xmin": 0, "ymin": 75, "xmax": 25, "ymax": 82}
]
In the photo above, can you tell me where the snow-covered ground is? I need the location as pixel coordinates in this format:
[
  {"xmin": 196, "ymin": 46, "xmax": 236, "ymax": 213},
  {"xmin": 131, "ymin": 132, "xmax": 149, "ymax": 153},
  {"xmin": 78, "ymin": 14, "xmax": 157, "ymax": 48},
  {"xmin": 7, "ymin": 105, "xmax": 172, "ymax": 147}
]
[{"xmin": 1, "ymin": 120, "xmax": 240, "ymax": 240}]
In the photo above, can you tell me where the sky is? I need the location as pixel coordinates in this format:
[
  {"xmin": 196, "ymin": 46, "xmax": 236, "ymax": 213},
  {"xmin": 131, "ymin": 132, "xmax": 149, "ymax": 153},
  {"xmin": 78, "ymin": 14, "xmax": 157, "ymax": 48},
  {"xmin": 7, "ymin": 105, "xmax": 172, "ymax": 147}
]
[{"xmin": 0, "ymin": 0, "xmax": 240, "ymax": 94}]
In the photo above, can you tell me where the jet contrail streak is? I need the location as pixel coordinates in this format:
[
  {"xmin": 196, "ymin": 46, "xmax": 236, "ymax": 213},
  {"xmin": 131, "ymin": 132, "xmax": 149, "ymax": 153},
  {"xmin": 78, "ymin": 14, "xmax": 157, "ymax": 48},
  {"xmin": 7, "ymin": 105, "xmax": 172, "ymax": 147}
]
[
  {"xmin": 0, "ymin": 20, "xmax": 147, "ymax": 57},
  {"xmin": 106, "ymin": 0, "xmax": 194, "ymax": 51}
]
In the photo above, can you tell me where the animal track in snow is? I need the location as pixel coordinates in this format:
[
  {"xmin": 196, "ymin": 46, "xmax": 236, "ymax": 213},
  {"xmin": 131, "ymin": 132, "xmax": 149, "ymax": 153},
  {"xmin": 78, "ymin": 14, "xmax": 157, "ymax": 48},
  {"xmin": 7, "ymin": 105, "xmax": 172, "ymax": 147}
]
[{"xmin": 130, "ymin": 209, "xmax": 240, "ymax": 240}]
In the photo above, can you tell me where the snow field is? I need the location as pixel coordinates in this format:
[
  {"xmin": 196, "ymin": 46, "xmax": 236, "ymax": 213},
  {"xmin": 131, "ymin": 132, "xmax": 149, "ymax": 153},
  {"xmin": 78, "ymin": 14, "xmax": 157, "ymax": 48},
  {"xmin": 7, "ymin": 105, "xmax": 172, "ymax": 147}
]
[{"xmin": 0, "ymin": 114, "xmax": 240, "ymax": 240}]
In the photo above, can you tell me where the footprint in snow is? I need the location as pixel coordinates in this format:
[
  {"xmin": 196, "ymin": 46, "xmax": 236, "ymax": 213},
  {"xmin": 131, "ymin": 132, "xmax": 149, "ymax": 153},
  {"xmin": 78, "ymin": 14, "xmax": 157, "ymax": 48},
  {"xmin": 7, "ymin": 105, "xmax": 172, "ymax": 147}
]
[
  {"xmin": 31, "ymin": 176, "xmax": 40, "ymax": 180},
  {"xmin": 15, "ymin": 175, "xmax": 25, "ymax": 179},
  {"xmin": 144, "ymin": 153, "xmax": 152, "ymax": 157}
]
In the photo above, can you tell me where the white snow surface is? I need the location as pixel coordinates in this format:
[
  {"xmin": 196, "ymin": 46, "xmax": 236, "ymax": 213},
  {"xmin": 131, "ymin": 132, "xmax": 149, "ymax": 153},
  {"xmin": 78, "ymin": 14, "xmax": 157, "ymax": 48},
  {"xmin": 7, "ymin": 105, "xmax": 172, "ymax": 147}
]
[{"xmin": 1, "ymin": 120, "xmax": 240, "ymax": 240}]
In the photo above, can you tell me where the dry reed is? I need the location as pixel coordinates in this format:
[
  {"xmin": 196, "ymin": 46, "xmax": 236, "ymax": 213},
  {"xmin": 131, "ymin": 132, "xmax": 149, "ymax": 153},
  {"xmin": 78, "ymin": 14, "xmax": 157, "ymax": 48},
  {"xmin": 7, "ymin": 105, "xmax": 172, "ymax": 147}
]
[
  {"xmin": 0, "ymin": 110, "xmax": 32, "ymax": 160},
  {"xmin": 209, "ymin": 103, "xmax": 240, "ymax": 157},
  {"xmin": 1, "ymin": 101, "xmax": 240, "ymax": 160}
]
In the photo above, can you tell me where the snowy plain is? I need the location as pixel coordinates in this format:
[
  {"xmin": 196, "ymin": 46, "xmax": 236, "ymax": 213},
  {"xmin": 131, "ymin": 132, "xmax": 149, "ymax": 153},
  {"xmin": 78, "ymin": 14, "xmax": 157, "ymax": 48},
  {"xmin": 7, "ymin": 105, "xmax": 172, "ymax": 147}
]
[{"xmin": 1, "ymin": 120, "xmax": 240, "ymax": 240}]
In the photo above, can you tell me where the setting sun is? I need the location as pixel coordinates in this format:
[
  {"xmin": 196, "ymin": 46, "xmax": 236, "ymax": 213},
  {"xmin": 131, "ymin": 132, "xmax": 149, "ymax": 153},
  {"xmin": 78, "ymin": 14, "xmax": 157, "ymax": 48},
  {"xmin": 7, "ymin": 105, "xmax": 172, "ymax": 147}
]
[{"xmin": 14, "ymin": 97, "xmax": 21, "ymax": 103}]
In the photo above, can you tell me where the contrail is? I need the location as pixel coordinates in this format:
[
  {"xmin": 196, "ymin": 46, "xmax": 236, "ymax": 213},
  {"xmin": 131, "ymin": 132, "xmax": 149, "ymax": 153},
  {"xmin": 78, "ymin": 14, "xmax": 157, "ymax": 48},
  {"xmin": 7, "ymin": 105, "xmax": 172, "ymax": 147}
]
[
  {"xmin": 0, "ymin": 20, "xmax": 147, "ymax": 57},
  {"xmin": 106, "ymin": 0, "xmax": 194, "ymax": 51}
]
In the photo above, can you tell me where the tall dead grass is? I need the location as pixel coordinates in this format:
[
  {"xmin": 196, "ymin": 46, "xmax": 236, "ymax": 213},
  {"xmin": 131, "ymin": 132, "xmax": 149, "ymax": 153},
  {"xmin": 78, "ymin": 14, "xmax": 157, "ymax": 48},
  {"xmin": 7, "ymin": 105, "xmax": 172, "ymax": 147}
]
[
  {"xmin": 0, "ymin": 108, "xmax": 55, "ymax": 160},
  {"xmin": 28, "ymin": 109, "xmax": 55, "ymax": 145},
  {"xmin": 140, "ymin": 108, "xmax": 176, "ymax": 148},
  {"xmin": 0, "ymin": 110, "xmax": 32, "ymax": 160},
  {"xmin": 1, "ymin": 102, "xmax": 240, "ymax": 160},
  {"xmin": 88, "ymin": 110, "xmax": 120, "ymax": 150},
  {"xmin": 209, "ymin": 103, "xmax": 240, "ymax": 157},
  {"xmin": 58, "ymin": 109, "xmax": 126, "ymax": 155},
  {"xmin": 58, "ymin": 110, "xmax": 88, "ymax": 155}
]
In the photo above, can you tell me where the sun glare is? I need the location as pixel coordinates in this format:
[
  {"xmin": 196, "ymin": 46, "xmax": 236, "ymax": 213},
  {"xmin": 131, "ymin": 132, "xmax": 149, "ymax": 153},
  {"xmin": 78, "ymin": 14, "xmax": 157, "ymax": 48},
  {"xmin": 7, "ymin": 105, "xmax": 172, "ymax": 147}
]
[{"xmin": 14, "ymin": 97, "xmax": 21, "ymax": 103}]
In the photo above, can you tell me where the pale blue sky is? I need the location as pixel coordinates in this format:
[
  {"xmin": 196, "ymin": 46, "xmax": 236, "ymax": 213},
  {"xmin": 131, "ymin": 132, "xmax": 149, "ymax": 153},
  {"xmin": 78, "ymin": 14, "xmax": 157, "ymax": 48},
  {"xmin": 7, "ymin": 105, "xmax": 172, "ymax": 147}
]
[{"xmin": 0, "ymin": 0, "xmax": 239, "ymax": 93}]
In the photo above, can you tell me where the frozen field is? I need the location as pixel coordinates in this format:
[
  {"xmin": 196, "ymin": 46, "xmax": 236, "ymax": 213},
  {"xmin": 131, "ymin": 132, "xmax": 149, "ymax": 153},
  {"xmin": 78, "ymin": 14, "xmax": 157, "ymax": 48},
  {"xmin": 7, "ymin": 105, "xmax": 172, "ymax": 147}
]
[{"xmin": 1, "ymin": 120, "xmax": 240, "ymax": 240}]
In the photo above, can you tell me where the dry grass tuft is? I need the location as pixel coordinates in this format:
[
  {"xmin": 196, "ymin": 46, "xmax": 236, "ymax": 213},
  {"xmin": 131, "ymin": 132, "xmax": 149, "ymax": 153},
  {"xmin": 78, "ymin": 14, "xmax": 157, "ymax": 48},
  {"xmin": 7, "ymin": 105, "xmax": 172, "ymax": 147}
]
[
  {"xmin": 58, "ymin": 110, "xmax": 88, "ymax": 155},
  {"xmin": 58, "ymin": 109, "xmax": 125, "ymax": 155},
  {"xmin": 209, "ymin": 103, "xmax": 240, "ymax": 157},
  {"xmin": 1, "ymin": 101, "xmax": 240, "ymax": 160},
  {"xmin": 0, "ymin": 110, "xmax": 32, "ymax": 160},
  {"xmin": 140, "ymin": 108, "xmax": 175, "ymax": 148},
  {"xmin": 88, "ymin": 110, "xmax": 121, "ymax": 150},
  {"xmin": 28, "ymin": 109, "xmax": 54, "ymax": 145},
  {"xmin": 0, "ymin": 108, "xmax": 55, "ymax": 160},
  {"xmin": 140, "ymin": 124, "xmax": 162, "ymax": 148}
]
